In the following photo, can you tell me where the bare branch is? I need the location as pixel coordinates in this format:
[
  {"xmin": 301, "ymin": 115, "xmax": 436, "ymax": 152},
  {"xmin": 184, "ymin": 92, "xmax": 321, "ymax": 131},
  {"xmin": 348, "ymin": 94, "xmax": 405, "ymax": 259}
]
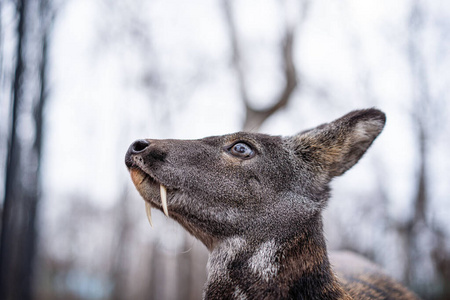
[
  {"xmin": 222, "ymin": 0, "xmax": 250, "ymax": 106},
  {"xmin": 222, "ymin": 0, "xmax": 309, "ymax": 131},
  {"xmin": 244, "ymin": 27, "xmax": 298, "ymax": 131}
]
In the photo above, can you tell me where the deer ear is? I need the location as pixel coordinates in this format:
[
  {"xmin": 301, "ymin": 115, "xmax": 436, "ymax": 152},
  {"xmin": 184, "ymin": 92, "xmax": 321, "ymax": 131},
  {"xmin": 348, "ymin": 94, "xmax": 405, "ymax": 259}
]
[{"xmin": 290, "ymin": 109, "xmax": 386, "ymax": 178}]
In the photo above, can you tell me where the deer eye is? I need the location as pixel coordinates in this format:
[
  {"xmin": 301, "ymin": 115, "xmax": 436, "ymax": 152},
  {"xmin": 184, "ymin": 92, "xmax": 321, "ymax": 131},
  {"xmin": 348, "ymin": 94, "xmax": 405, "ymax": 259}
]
[{"xmin": 228, "ymin": 142, "xmax": 255, "ymax": 159}]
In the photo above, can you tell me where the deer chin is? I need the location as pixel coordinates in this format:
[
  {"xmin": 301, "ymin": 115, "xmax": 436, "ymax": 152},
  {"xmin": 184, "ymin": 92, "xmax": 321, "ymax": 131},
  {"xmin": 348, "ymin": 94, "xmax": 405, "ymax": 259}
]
[{"xmin": 129, "ymin": 168, "xmax": 169, "ymax": 227}]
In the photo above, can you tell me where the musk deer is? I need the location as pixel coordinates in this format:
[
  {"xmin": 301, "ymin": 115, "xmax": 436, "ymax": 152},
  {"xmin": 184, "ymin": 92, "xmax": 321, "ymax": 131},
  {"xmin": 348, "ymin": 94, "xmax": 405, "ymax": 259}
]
[{"xmin": 125, "ymin": 109, "xmax": 420, "ymax": 300}]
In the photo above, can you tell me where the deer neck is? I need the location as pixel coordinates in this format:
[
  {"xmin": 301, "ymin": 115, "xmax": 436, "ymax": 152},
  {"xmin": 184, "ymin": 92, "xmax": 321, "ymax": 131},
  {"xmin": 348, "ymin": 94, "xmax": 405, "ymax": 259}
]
[{"xmin": 204, "ymin": 216, "xmax": 352, "ymax": 300}]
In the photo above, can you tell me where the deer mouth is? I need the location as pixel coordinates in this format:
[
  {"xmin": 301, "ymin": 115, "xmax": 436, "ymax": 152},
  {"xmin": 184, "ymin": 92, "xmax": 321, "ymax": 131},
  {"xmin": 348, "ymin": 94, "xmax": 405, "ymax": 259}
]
[{"xmin": 128, "ymin": 167, "xmax": 170, "ymax": 227}]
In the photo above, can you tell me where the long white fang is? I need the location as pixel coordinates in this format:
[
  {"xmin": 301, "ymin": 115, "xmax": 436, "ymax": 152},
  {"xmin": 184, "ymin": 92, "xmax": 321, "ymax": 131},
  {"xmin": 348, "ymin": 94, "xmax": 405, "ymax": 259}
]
[
  {"xmin": 145, "ymin": 202, "xmax": 153, "ymax": 228},
  {"xmin": 160, "ymin": 184, "xmax": 169, "ymax": 217}
]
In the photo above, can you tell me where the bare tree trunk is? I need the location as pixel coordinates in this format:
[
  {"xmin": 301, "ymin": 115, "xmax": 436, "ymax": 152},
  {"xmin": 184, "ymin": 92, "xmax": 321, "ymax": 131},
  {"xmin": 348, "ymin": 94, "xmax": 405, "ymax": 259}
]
[
  {"xmin": 397, "ymin": 0, "xmax": 429, "ymax": 288},
  {"xmin": 0, "ymin": 0, "xmax": 53, "ymax": 298},
  {"xmin": 0, "ymin": 1, "xmax": 28, "ymax": 299},
  {"xmin": 414, "ymin": 123, "xmax": 427, "ymax": 223},
  {"xmin": 399, "ymin": 3, "xmax": 450, "ymax": 297},
  {"xmin": 23, "ymin": 12, "xmax": 50, "ymax": 299}
]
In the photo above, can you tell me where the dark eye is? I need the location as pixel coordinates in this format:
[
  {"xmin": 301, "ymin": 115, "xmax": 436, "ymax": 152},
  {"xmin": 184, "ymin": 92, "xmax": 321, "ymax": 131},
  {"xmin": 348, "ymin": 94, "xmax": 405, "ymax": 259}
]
[{"xmin": 229, "ymin": 142, "xmax": 255, "ymax": 159}]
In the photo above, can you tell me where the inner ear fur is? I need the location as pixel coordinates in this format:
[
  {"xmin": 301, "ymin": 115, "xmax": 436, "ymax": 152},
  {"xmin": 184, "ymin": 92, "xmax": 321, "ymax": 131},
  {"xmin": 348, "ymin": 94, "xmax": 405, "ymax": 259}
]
[{"xmin": 291, "ymin": 108, "xmax": 386, "ymax": 178}]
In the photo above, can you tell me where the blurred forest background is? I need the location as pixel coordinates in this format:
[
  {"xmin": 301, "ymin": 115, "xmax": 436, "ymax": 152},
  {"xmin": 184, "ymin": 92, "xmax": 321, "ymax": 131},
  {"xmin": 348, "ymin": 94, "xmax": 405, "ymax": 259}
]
[{"xmin": 1, "ymin": 0, "xmax": 450, "ymax": 299}]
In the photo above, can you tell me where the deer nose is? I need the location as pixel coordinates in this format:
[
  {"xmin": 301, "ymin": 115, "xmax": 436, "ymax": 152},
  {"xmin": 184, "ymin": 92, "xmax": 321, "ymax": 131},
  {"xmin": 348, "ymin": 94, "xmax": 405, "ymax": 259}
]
[
  {"xmin": 125, "ymin": 139, "xmax": 150, "ymax": 168},
  {"xmin": 130, "ymin": 139, "xmax": 150, "ymax": 154}
]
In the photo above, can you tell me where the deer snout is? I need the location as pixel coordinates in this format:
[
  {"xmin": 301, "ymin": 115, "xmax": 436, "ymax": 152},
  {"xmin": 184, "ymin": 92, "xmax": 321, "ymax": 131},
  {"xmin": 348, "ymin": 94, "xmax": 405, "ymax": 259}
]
[
  {"xmin": 130, "ymin": 139, "xmax": 150, "ymax": 154},
  {"xmin": 125, "ymin": 139, "xmax": 150, "ymax": 168},
  {"xmin": 125, "ymin": 139, "xmax": 168, "ymax": 168}
]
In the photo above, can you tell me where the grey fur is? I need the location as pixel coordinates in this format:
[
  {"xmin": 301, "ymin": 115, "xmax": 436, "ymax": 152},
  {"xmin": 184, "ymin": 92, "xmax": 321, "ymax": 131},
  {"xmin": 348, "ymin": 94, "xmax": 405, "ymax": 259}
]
[{"xmin": 125, "ymin": 109, "xmax": 420, "ymax": 299}]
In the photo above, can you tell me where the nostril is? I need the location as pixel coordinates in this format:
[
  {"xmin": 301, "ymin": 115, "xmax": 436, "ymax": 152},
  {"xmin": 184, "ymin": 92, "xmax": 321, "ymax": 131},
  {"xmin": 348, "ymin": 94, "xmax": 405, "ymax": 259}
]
[{"xmin": 131, "ymin": 139, "xmax": 150, "ymax": 154}]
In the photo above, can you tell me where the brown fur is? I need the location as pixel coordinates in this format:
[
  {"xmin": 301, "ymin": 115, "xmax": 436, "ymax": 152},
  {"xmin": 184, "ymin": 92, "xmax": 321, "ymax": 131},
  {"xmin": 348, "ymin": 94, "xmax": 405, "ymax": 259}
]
[{"xmin": 125, "ymin": 109, "xmax": 420, "ymax": 299}]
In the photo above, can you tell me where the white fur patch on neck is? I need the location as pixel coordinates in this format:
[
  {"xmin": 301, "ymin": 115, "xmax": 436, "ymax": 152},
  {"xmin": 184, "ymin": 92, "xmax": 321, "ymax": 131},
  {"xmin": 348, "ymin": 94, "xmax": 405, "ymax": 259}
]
[
  {"xmin": 233, "ymin": 287, "xmax": 248, "ymax": 300},
  {"xmin": 207, "ymin": 237, "xmax": 247, "ymax": 282},
  {"xmin": 248, "ymin": 239, "xmax": 279, "ymax": 281}
]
